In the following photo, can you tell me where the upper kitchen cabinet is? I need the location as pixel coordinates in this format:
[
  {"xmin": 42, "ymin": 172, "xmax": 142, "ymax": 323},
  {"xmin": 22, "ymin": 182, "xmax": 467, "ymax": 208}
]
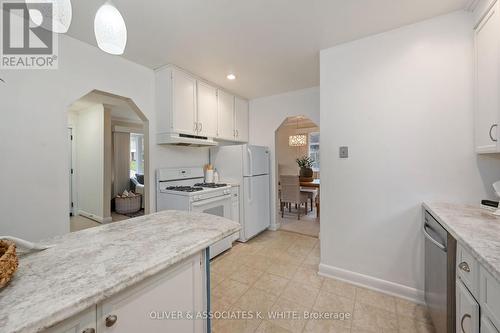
[
  {"xmin": 197, "ymin": 81, "xmax": 218, "ymax": 138},
  {"xmin": 234, "ymin": 97, "xmax": 249, "ymax": 142},
  {"xmin": 156, "ymin": 67, "xmax": 197, "ymax": 136},
  {"xmin": 217, "ymin": 90, "xmax": 235, "ymax": 140},
  {"xmin": 474, "ymin": 0, "xmax": 500, "ymax": 153}
]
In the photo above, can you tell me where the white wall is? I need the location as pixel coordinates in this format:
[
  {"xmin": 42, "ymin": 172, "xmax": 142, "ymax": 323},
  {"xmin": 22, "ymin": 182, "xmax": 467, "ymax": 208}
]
[
  {"xmin": 319, "ymin": 11, "xmax": 500, "ymax": 302},
  {"xmin": 73, "ymin": 104, "xmax": 105, "ymax": 220},
  {"xmin": 249, "ymin": 87, "xmax": 319, "ymax": 229},
  {"xmin": 0, "ymin": 34, "xmax": 207, "ymax": 241}
]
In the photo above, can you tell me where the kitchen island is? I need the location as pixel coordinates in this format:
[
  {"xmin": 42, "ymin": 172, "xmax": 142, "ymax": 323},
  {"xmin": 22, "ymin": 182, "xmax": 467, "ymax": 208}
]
[
  {"xmin": 424, "ymin": 202, "xmax": 500, "ymax": 333},
  {"xmin": 0, "ymin": 210, "xmax": 240, "ymax": 333}
]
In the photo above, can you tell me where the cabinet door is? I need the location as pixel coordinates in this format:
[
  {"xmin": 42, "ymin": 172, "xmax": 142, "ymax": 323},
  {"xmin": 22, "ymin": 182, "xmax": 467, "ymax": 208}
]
[
  {"xmin": 97, "ymin": 253, "xmax": 205, "ymax": 333},
  {"xmin": 44, "ymin": 307, "xmax": 96, "ymax": 333},
  {"xmin": 172, "ymin": 69, "xmax": 197, "ymax": 135},
  {"xmin": 217, "ymin": 90, "xmax": 235, "ymax": 140},
  {"xmin": 475, "ymin": 1, "xmax": 500, "ymax": 153},
  {"xmin": 234, "ymin": 97, "xmax": 249, "ymax": 142},
  {"xmin": 197, "ymin": 81, "xmax": 218, "ymax": 138},
  {"xmin": 482, "ymin": 316, "xmax": 500, "ymax": 333},
  {"xmin": 457, "ymin": 279, "xmax": 480, "ymax": 333}
]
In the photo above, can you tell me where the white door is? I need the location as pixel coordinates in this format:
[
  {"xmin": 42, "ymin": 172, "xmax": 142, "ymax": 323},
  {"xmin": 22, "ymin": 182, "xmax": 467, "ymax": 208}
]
[
  {"xmin": 172, "ymin": 69, "xmax": 197, "ymax": 135},
  {"xmin": 475, "ymin": 2, "xmax": 500, "ymax": 153},
  {"xmin": 243, "ymin": 175, "xmax": 270, "ymax": 240},
  {"xmin": 217, "ymin": 90, "xmax": 234, "ymax": 140},
  {"xmin": 457, "ymin": 279, "xmax": 480, "ymax": 333},
  {"xmin": 98, "ymin": 254, "xmax": 205, "ymax": 333},
  {"xmin": 243, "ymin": 145, "xmax": 270, "ymax": 177},
  {"xmin": 234, "ymin": 97, "xmax": 249, "ymax": 142},
  {"xmin": 196, "ymin": 81, "xmax": 218, "ymax": 138}
]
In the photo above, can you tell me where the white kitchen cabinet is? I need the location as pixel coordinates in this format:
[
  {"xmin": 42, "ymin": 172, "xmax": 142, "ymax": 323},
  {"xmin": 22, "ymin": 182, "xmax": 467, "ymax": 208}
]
[
  {"xmin": 457, "ymin": 244, "xmax": 480, "ymax": 300},
  {"xmin": 197, "ymin": 81, "xmax": 218, "ymax": 138},
  {"xmin": 156, "ymin": 67, "xmax": 197, "ymax": 138},
  {"xmin": 482, "ymin": 317, "xmax": 500, "ymax": 333},
  {"xmin": 474, "ymin": 0, "xmax": 500, "ymax": 153},
  {"xmin": 45, "ymin": 307, "xmax": 96, "ymax": 333},
  {"xmin": 457, "ymin": 279, "xmax": 480, "ymax": 333},
  {"xmin": 97, "ymin": 253, "xmax": 205, "ymax": 333},
  {"xmin": 480, "ymin": 266, "xmax": 500, "ymax": 330},
  {"xmin": 234, "ymin": 97, "xmax": 249, "ymax": 142},
  {"xmin": 217, "ymin": 90, "xmax": 235, "ymax": 140}
]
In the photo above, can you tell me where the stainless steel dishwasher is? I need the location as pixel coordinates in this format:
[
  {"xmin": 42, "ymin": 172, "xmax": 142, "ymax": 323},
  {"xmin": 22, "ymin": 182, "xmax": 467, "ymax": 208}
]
[{"xmin": 423, "ymin": 210, "xmax": 456, "ymax": 333}]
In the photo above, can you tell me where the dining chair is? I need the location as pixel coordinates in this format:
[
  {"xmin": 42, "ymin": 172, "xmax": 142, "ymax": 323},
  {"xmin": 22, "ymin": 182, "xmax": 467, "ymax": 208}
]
[{"xmin": 279, "ymin": 175, "xmax": 309, "ymax": 220}]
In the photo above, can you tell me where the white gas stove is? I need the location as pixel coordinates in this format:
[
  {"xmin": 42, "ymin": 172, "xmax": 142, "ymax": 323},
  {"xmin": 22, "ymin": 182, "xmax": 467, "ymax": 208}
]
[{"xmin": 156, "ymin": 167, "xmax": 236, "ymax": 258}]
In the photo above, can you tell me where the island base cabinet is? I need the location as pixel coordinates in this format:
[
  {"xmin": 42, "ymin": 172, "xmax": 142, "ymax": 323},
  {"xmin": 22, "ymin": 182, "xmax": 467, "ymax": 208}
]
[
  {"xmin": 97, "ymin": 252, "xmax": 206, "ymax": 333},
  {"xmin": 482, "ymin": 317, "xmax": 500, "ymax": 333},
  {"xmin": 45, "ymin": 307, "xmax": 97, "ymax": 333},
  {"xmin": 457, "ymin": 279, "xmax": 480, "ymax": 333}
]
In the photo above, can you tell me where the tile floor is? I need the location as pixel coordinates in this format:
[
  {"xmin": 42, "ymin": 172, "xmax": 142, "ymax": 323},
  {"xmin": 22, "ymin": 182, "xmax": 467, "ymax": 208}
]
[
  {"xmin": 69, "ymin": 212, "xmax": 131, "ymax": 232},
  {"xmin": 210, "ymin": 230, "xmax": 434, "ymax": 333},
  {"xmin": 278, "ymin": 207, "xmax": 320, "ymax": 238}
]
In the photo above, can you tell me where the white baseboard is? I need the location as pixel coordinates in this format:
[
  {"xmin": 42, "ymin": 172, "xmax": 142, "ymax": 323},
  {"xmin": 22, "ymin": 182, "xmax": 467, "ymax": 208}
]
[
  {"xmin": 318, "ymin": 263, "xmax": 425, "ymax": 305},
  {"xmin": 78, "ymin": 210, "xmax": 112, "ymax": 224}
]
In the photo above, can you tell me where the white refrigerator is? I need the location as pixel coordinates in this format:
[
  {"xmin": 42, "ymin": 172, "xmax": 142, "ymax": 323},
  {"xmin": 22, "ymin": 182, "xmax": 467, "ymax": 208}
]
[{"xmin": 210, "ymin": 145, "xmax": 271, "ymax": 241}]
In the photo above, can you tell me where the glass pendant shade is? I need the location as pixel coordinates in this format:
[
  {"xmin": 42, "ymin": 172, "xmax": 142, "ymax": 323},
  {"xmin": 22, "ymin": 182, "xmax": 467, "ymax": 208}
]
[
  {"xmin": 289, "ymin": 134, "xmax": 307, "ymax": 147},
  {"xmin": 94, "ymin": 1, "xmax": 127, "ymax": 55},
  {"xmin": 26, "ymin": 0, "xmax": 72, "ymax": 33}
]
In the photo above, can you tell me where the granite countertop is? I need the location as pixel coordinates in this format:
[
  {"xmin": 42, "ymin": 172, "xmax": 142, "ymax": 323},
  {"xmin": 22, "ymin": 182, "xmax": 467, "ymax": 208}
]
[
  {"xmin": 0, "ymin": 211, "xmax": 240, "ymax": 333},
  {"xmin": 423, "ymin": 202, "xmax": 500, "ymax": 283}
]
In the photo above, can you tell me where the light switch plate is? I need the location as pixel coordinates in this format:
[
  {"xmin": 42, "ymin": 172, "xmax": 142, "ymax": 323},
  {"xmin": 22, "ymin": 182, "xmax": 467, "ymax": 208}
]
[{"xmin": 339, "ymin": 146, "xmax": 348, "ymax": 158}]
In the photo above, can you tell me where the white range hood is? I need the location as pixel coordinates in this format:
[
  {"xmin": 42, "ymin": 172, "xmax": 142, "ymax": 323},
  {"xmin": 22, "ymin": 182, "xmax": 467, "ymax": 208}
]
[{"xmin": 157, "ymin": 133, "xmax": 218, "ymax": 147}]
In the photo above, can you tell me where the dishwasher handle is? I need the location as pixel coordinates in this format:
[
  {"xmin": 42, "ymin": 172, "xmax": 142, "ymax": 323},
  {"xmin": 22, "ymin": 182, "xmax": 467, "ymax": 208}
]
[{"xmin": 423, "ymin": 224, "xmax": 447, "ymax": 252}]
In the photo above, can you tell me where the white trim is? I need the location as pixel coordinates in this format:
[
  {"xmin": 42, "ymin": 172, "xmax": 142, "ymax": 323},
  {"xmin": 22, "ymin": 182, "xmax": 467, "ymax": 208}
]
[
  {"xmin": 78, "ymin": 210, "xmax": 113, "ymax": 224},
  {"xmin": 466, "ymin": 0, "xmax": 481, "ymax": 11},
  {"xmin": 318, "ymin": 263, "xmax": 425, "ymax": 305},
  {"xmin": 113, "ymin": 125, "xmax": 144, "ymax": 134}
]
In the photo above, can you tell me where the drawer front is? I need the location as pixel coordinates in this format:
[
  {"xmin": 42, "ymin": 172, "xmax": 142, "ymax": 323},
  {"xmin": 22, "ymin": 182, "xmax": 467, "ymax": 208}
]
[
  {"xmin": 457, "ymin": 279, "xmax": 480, "ymax": 333},
  {"xmin": 481, "ymin": 316, "xmax": 500, "ymax": 333},
  {"xmin": 457, "ymin": 244, "xmax": 480, "ymax": 299},
  {"xmin": 480, "ymin": 267, "xmax": 500, "ymax": 330}
]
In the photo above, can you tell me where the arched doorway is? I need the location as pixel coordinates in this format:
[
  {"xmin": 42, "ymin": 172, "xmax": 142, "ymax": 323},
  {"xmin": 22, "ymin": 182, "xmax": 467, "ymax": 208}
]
[
  {"xmin": 67, "ymin": 90, "xmax": 150, "ymax": 231},
  {"xmin": 275, "ymin": 115, "xmax": 320, "ymax": 237}
]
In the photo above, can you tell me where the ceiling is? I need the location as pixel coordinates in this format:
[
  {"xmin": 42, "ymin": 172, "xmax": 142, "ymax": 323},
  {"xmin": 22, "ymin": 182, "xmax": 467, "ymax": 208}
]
[{"xmin": 66, "ymin": 0, "xmax": 470, "ymax": 99}]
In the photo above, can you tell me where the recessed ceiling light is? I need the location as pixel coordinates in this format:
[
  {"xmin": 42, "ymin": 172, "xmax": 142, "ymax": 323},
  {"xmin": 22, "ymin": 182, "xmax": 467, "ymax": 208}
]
[{"xmin": 227, "ymin": 74, "xmax": 236, "ymax": 80}]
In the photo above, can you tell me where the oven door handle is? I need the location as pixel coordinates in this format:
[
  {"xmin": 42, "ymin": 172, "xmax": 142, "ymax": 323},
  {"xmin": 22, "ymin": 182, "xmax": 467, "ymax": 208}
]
[
  {"xmin": 423, "ymin": 224, "xmax": 447, "ymax": 252},
  {"xmin": 191, "ymin": 195, "xmax": 232, "ymax": 207}
]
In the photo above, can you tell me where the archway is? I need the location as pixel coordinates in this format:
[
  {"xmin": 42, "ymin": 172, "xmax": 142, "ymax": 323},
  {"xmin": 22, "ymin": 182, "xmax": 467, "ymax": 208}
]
[
  {"xmin": 67, "ymin": 90, "xmax": 150, "ymax": 231},
  {"xmin": 274, "ymin": 115, "xmax": 320, "ymax": 237}
]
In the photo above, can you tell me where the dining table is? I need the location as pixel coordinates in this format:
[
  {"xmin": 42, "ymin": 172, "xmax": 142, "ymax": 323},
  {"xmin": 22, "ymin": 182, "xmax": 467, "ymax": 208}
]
[{"xmin": 300, "ymin": 179, "xmax": 320, "ymax": 218}]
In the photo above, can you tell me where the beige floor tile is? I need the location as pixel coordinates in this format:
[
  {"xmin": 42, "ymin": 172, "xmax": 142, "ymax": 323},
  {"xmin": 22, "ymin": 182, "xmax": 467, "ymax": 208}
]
[
  {"xmin": 253, "ymin": 272, "xmax": 290, "ymax": 296},
  {"xmin": 280, "ymin": 280, "xmax": 321, "ymax": 308},
  {"xmin": 211, "ymin": 271, "xmax": 226, "ymax": 288},
  {"xmin": 266, "ymin": 260, "xmax": 300, "ymax": 279},
  {"xmin": 313, "ymin": 291, "xmax": 355, "ymax": 314},
  {"xmin": 246, "ymin": 254, "xmax": 274, "ymax": 271},
  {"xmin": 212, "ymin": 297, "xmax": 232, "ymax": 313},
  {"xmin": 303, "ymin": 318, "xmax": 351, "ymax": 333},
  {"xmin": 215, "ymin": 318, "xmax": 262, "ymax": 333},
  {"xmin": 302, "ymin": 253, "xmax": 321, "ymax": 267},
  {"xmin": 213, "ymin": 278, "xmax": 251, "ymax": 304},
  {"xmin": 351, "ymin": 302, "xmax": 398, "ymax": 332},
  {"xmin": 355, "ymin": 287, "xmax": 397, "ymax": 312},
  {"xmin": 232, "ymin": 288, "xmax": 278, "ymax": 315},
  {"xmin": 321, "ymin": 278, "xmax": 356, "ymax": 300},
  {"xmin": 268, "ymin": 298, "xmax": 309, "ymax": 333},
  {"xmin": 292, "ymin": 266, "xmax": 324, "ymax": 289},
  {"xmin": 211, "ymin": 258, "xmax": 243, "ymax": 276},
  {"xmin": 396, "ymin": 299, "xmax": 432, "ymax": 324},
  {"xmin": 398, "ymin": 315, "xmax": 435, "ymax": 333},
  {"xmin": 231, "ymin": 264, "xmax": 266, "ymax": 285},
  {"xmin": 256, "ymin": 320, "xmax": 293, "ymax": 332}
]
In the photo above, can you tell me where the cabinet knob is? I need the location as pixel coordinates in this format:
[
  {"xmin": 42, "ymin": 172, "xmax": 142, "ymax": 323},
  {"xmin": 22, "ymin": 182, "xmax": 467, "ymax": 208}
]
[
  {"xmin": 82, "ymin": 329, "xmax": 95, "ymax": 333},
  {"xmin": 459, "ymin": 261, "xmax": 471, "ymax": 273},
  {"xmin": 489, "ymin": 124, "xmax": 498, "ymax": 142},
  {"xmin": 105, "ymin": 314, "xmax": 118, "ymax": 327}
]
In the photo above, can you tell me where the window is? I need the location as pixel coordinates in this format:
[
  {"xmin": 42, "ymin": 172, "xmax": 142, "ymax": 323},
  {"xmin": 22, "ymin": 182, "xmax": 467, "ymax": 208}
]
[
  {"xmin": 309, "ymin": 132, "xmax": 320, "ymax": 171},
  {"xmin": 130, "ymin": 133, "xmax": 144, "ymax": 177}
]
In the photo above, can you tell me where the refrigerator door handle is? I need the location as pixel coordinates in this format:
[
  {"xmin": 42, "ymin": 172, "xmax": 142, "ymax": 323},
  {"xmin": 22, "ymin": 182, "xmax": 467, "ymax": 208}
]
[
  {"xmin": 248, "ymin": 178, "xmax": 253, "ymax": 203},
  {"xmin": 247, "ymin": 147, "xmax": 253, "ymax": 176}
]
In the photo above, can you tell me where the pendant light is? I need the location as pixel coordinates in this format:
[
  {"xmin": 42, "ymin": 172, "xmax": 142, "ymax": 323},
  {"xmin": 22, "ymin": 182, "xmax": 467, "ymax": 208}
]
[
  {"xmin": 289, "ymin": 117, "xmax": 307, "ymax": 147},
  {"xmin": 94, "ymin": 1, "xmax": 127, "ymax": 55},
  {"xmin": 26, "ymin": 0, "xmax": 72, "ymax": 33}
]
